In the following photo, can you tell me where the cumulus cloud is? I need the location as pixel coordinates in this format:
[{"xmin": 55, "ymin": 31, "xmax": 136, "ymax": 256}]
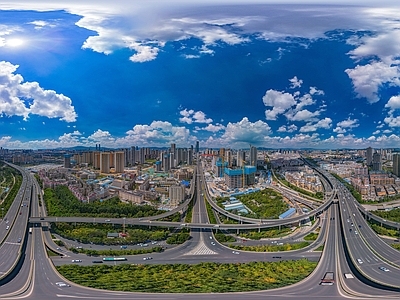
[
  {"xmin": 0, "ymin": 61, "xmax": 77, "ymax": 122},
  {"xmin": 345, "ymin": 61, "xmax": 400, "ymax": 103},
  {"xmin": 28, "ymin": 20, "xmax": 56, "ymax": 29},
  {"xmin": 385, "ymin": 95, "xmax": 400, "ymax": 112},
  {"xmin": 263, "ymin": 89, "xmax": 296, "ymax": 120},
  {"xmin": 348, "ymin": 29, "xmax": 400, "ymax": 63},
  {"xmin": 286, "ymin": 109, "xmax": 320, "ymax": 122},
  {"xmin": 179, "ymin": 108, "xmax": 212, "ymax": 124},
  {"xmin": 289, "ymin": 76, "xmax": 303, "ymax": 89},
  {"xmin": 299, "ymin": 117, "xmax": 332, "ymax": 133},
  {"xmin": 125, "ymin": 120, "xmax": 191, "ymax": 146},
  {"xmin": 220, "ymin": 117, "xmax": 271, "ymax": 146},
  {"xmin": 196, "ymin": 123, "xmax": 225, "ymax": 133},
  {"xmin": 277, "ymin": 124, "xmax": 297, "ymax": 133},
  {"xmin": 333, "ymin": 117, "xmax": 359, "ymax": 134}
]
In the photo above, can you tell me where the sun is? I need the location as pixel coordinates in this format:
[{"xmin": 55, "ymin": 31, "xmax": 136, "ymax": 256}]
[{"xmin": 7, "ymin": 38, "xmax": 24, "ymax": 47}]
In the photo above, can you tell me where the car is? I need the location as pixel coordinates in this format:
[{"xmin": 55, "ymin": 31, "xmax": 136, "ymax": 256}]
[
  {"xmin": 232, "ymin": 251, "xmax": 239, "ymax": 255},
  {"xmin": 357, "ymin": 258, "xmax": 363, "ymax": 264},
  {"xmin": 72, "ymin": 259, "xmax": 82, "ymax": 263},
  {"xmin": 92, "ymin": 260, "xmax": 103, "ymax": 263},
  {"xmin": 272, "ymin": 256, "xmax": 282, "ymax": 259},
  {"xmin": 354, "ymin": 231, "xmax": 358, "ymax": 235},
  {"xmin": 211, "ymin": 242, "xmax": 215, "ymax": 246},
  {"xmin": 40, "ymin": 217, "xmax": 44, "ymax": 220},
  {"xmin": 143, "ymin": 257, "xmax": 152, "ymax": 260},
  {"xmin": 379, "ymin": 266, "xmax": 389, "ymax": 272},
  {"xmin": 6, "ymin": 225, "xmax": 9, "ymax": 230},
  {"xmin": 19, "ymin": 212, "xmax": 22, "ymax": 215},
  {"xmin": 141, "ymin": 244, "xmax": 148, "ymax": 247},
  {"xmin": 105, "ymin": 219, "xmax": 111, "ymax": 222},
  {"xmin": 17, "ymin": 237, "xmax": 21, "ymax": 243},
  {"xmin": 209, "ymin": 236, "xmax": 213, "ymax": 240},
  {"xmin": 56, "ymin": 282, "xmax": 70, "ymax": 287}
]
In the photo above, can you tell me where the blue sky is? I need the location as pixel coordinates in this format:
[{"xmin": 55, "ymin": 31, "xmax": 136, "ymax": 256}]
[{"xmin": 1, "ymin": 1, "xmax": 400, "ymax": 149}]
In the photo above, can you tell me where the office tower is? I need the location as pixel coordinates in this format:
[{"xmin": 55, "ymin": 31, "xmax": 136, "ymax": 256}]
[
  {"xmin": 114, "ymin": 151, "xmax": 125, "ymax": 173},
  {"xmin": 393, "ymin": 153, "xmax": 400, "ymax": 177},
  {"xmin": 372, "ymin": 152, "xmax": 382, "ymax": 171},
  {"xmin": 187, "ymin": 148, "xmax": 193, "ymax": 165},
  {"xmin": 250, "ymin": 145, "xmax": 257, "ymax": 167},
  {"xmin": 195, "ymin": 141, "xmax": 199, "ymax": 153},
  {"xmin": 366, "ymin": 147, "xmax": 373, "ymax": 166}
]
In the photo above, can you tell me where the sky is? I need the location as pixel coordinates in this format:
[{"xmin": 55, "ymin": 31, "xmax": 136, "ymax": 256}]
[{"xmin": 1, "ymin": 1, "xmax": 400, "ymax": 150}]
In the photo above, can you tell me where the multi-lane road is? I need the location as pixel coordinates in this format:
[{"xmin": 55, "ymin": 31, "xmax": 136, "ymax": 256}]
[{"xmin": 2, "ymin": 161, "xmax": 400, "ymax": 299}]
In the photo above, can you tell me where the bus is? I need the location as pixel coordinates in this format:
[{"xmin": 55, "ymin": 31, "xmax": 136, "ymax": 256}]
[
  {"xmin": 320, "ymin": 272, "xmax": 334, "ymax": 285},
  {"xmin": 102, "ymin": 257, "xmax": 127, "ymax": 261},
  {"xmin": 29, "ymin": 228, "xmax": 32, "ymax": 234}
]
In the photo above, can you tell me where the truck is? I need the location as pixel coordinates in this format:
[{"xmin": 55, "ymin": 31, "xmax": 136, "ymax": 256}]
[
  {"xmin": 102, "ymin": 257, "xmax": 127, "ymax": 261},
  {"xmin": 320, "ymin": 272, "xmax": 334, "ymax": 285},
  {"xmin": 29, "ymin": 228, "xmax": 32, "ymax": 234}
]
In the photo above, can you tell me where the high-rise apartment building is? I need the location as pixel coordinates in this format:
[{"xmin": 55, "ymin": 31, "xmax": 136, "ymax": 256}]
[
  {"xmin": 393, "ymin": 153, "xmax": 400, "ymax": 177},
  {"xmin": 195, "ymin": 141, "xmax": 199, "ymax": 153},
  {"xmin": 250, "ymin": 145, "xmax": 257, "ymax": 166},
  {"xmin": 372, "ymin": 152, "xmax": 382, "ymax": 171},
  {"xmin": 366, "ymin": 147, "xmax": 373, "ymax": 166},
  {"xmin": 114, "ymin": 151, "xmax": 125, "ymax": 173},
  {"xmin": 100, "ymin": 152, "xmax": 110, "ymax": 173}
]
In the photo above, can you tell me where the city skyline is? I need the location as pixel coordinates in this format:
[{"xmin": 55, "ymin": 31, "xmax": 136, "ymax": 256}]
[{"xmin": 1, "ymin": 1, "xmax": 400, "ymax": 150}]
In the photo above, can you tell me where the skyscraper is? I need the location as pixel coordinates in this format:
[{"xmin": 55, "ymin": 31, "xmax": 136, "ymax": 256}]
[
  {"xmin": 195, "ymin": 141, "xmax": 199, "ymax": 153},
  {"xmin": 250, "ymin": 145, "xmax": 257, "ymax": 167},
  {"xmin": 114, "ymin": 151, "xmax": 125, "ymax": 173},
  {"xmin": 372, "ymin": 152, "xmax": 382, "ymax": 171},
  {"xmin": 393, "ymin": 153, "xmax": 400, "ymax": 177},
  {"xmin": 366, "ymin": 147, "xmax": 373, "ymax": 166}
]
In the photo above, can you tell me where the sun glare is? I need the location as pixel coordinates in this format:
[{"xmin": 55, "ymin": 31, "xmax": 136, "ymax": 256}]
[{"xmin": 7, "ymin": 38, "xmax": 24, "ymax": 47}]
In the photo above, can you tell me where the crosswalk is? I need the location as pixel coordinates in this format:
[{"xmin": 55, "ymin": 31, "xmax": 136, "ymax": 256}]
[{"xmin": 184, "ymin": 242, "xmax": 218, "ymax": 255}]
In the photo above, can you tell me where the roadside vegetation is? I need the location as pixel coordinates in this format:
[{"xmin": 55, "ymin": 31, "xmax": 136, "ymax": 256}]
[
  {"xmin": 215, "ymin": 189, "xmax": 289, "ymax": 219},
  {"xmin": 237, "ymin": 227, "xmax": 292, "ymax": 240},
  {"xmin": 70, "ymin": 246, "xmax": 164, "ymax": 257},
  {"xmin": 303, "ymin": 232, "xmax": 318, "ymax": 241},
  {"xmin": 0, "ymin": 165, "xmax": 22, "ymax": 214},
  {"xmin": 214, "ymin": 233, "xmax": 236, "ymax": 243},
  {"xmin": 369, "ymin": 223, "xmax": 399, "ymax": 238},
  {"xmin": 166, "ymin": 231, "xmax": 190, "ymax": 244},
  {"xmin": 52, "ymin": 223, "xmax": 170, "ymax": 245},
  {"xmin": 44, "ymin": 185, "xmax": 161, "ymax": 218},
  {"xmin": 314, "ymin": 244, "xmax": 324, "ymax": 251},
  {"xmin": 391, "ymin": 244, "xmax": 400, "ymax": 251},
  {"xmin": 57, "ymin": 259, "xmax": 317, "ymax": 293},
  {"xmin": 231, "ymin": 242, "xmax": 310, "ymax": 252},
  {"xmin": 205, "ymin": 198, "xmax": 218, "ymax": 224},
  {"xmin": 371, "ymin": 209, "xmax": 400, "ymax": 223}
]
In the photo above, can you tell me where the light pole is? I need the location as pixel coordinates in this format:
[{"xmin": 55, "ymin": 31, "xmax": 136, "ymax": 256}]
[{"xmin": 123, "ymin": 217, "xmax": 126, "ymax": 234}]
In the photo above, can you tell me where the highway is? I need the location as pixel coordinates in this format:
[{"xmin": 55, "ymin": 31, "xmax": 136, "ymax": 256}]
[{"xmin": 2, "ymin": 160, "xmax": 400, "ymax": 299}]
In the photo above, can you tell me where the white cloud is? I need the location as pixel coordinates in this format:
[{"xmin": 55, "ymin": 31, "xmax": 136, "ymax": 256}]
[
  {"xmin": 348, "ymin": 29, "xmax": 400, "ymax": 63},
  {"xmin": 299, "ymin": 117, "xmax": 332, "ymax": 132},
  {"xmin": 336, "ymin": 118, "xmax": 359, "ymax": 129},
  {"xmin": 125, "ymin": 120, "xmax": 192, "ymax": 147},
  {"xmin": 372, "ymin": 130, "xmax": 380, "ymax": 135},
  {"xmin": 28, "ymin": 20, "xmax": 56, "ymax": 29},
  {"xmin": 277, "ymin": 124, "xmax": 297, "ymax": 133},
  {"xmin": 345, "ymin": 61, "xmax": 400, "ymax": 103},
  {"xmin": 220, "ymin": 117, "xmax": 271, "ymax": 146},
  {"xmin": 333, "ymin": 127, "xmax": 346, "ymax": 134},
  {"xmin": 289, "ymin": 76, "xmax": 303, "ymax": 89},
  {"xmin": 384, "ymin": 115, "xmax": 400, "ymax": 128},
  {"xmin": 0, "ymin": 61, "xmax": 77, "ymax": 122},
  {"xmin": 309, "ymin": 86, "xmax": 324, "ymax": 95},
  {"xmin": 197, "ymin": 123, "xmax": 225, "ymax": 132},
  {"xmin": 179, "ymin": 109, "xmax": 212, "ymax": 124},
  {"xmin": 263, "ymin": 89, "xmax": 296, "ymax": 120},
  {"xmin": 385, "ymin": 95, "xmax": 400, "ymax": 112},
  {"xmin": 286, "ymin": 109, "xmax": 320, "ymax": 122}
]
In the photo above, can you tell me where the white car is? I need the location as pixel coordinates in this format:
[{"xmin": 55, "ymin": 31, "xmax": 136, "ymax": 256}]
[
  {"xmin": 357, "ymin": 258, "xmax": 363, "ymax": 264},
  {"xmin": 232, "ymin": 251, "xmax": 239, "ymax": 255},
  {"xmin": 72, "ymin": 259, "xmax": 82, "ymax": 263},
  {"xmin": 56, "ymin": 282, "xmax": 70, "ymax": 287},
  {"xmin": 379, "ymin": 266, "xmax": 389, "ymax": 272},
  {"xmin": 211, "ymin": 242, "xmax": 215, "ymax": 246}
]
